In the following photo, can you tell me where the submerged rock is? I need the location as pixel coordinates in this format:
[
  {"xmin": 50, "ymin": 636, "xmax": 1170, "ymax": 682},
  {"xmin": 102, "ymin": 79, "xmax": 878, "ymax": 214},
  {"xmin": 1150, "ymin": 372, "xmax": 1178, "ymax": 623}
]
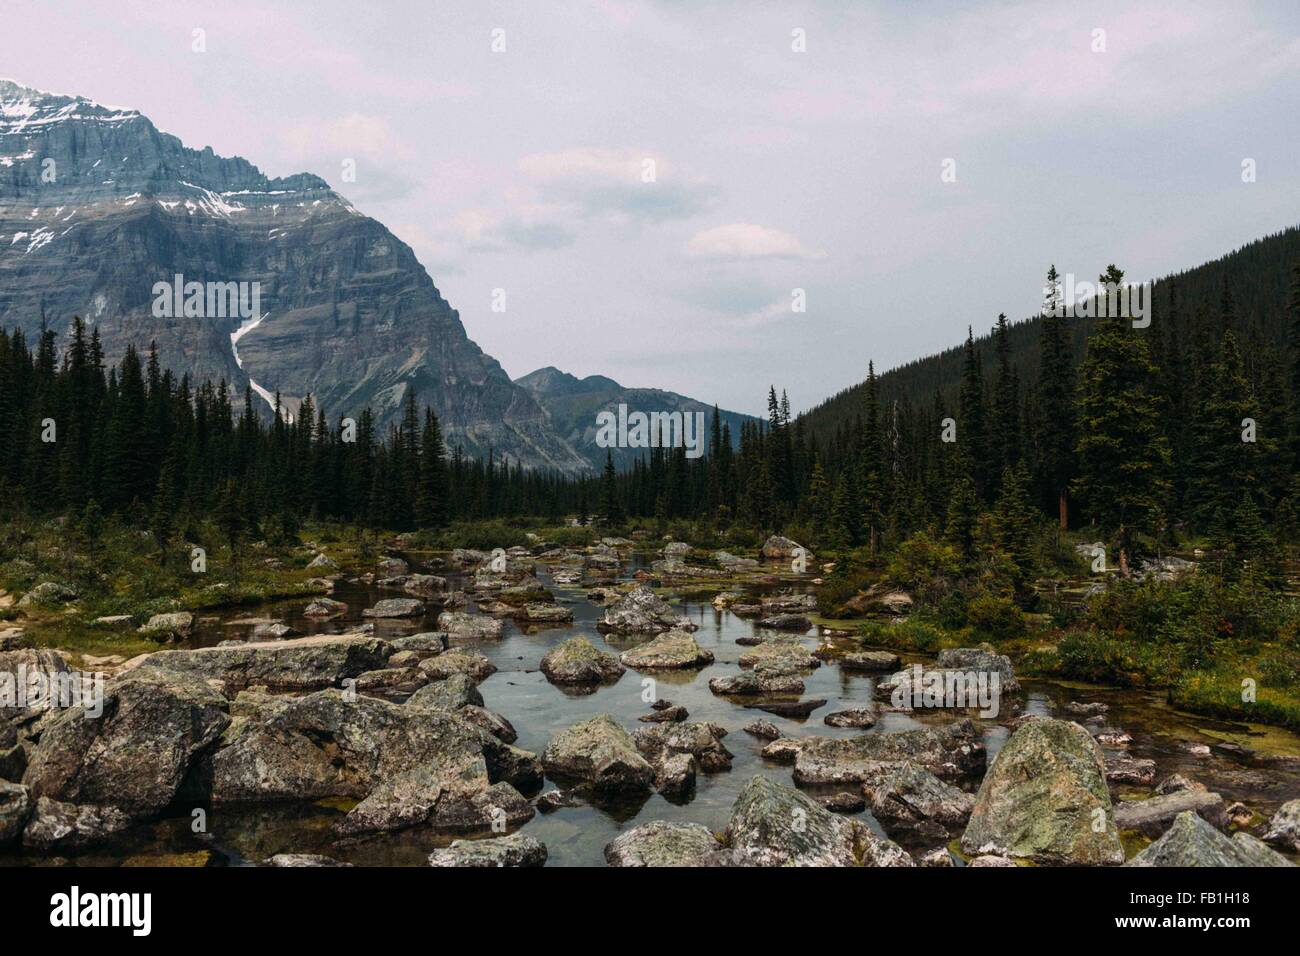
[
  {"xmin": 620, "ymin": 630, "xmax": 714, "ymax": 670},
  {"xmin": 823, "ymin": 707, "xmax": 877, "ymax": 729},
  {"xmin": 757, "ymin": 614, "xmax": 812, "ymax": 631},
  {"xmin": 743, "ymin": 719, "xmax": 782, "ymax": 740},
  {"xmin": 428, "ymin": 832, "xmax": 547, "ymax": 867},
  {"xmin": 542, "ymin": 714, "xmax": 655, "ymax": 794},
  {"xmin": 961, "ymin": 718, "xmax": 1122, "ymax": 865},
  {"xmin": 605, "ymin": 821, "xmax": 721, "ymax": 866},
  {"xmin": 1127, "ymin": 811, "xmax": 1295, "ymax": 867},
  {"xmin": 540, "ymin": 637, "xmax": 625, "ymax": 686}
]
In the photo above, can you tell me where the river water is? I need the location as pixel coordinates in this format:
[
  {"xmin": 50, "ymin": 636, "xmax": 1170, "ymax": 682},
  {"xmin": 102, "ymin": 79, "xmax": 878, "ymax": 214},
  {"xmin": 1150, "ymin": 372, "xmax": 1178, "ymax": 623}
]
[{"xmin": 10, "ymin": 552, "xmax": 1300, "ymax": 867}]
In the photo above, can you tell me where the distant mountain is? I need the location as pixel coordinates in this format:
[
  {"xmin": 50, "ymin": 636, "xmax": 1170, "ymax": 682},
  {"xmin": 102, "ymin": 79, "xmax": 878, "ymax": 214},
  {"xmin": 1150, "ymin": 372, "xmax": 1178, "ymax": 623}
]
[
  {"xmin": 0, "ymin": 79, "xmax": 590, "ymax": 474},
  {"xmin": 515, "ymin": 366, "xmax": 759, "ymax": 470},
  {"xmin": 798, "ymin": 224, "xmax": 1300, "ymax": 444}
]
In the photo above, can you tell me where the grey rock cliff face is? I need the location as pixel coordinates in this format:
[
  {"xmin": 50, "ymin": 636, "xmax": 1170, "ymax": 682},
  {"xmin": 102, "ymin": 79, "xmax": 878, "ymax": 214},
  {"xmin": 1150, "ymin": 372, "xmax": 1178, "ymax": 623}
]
[{"xmin": 0, "ymin": 80, "xmax": 589, "ymax": 472}]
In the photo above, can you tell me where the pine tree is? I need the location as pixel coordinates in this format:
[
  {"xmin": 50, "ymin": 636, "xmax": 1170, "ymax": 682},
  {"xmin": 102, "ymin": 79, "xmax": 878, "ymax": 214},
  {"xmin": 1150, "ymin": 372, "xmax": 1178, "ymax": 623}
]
[
  {"xmin": 1073, "ymin": 266, "xmax": 1172, "ymax": 574},
  {"xmin": 1037, "ymin": 265, "xmax": 1075, "ymax": 530},
  {"xmin": 415, "ymin": 407, "xmax": 449, "ymax": 528},
  {"xmin": 598, "ymin": 450, "xmax": 623, "ymax": 527}
]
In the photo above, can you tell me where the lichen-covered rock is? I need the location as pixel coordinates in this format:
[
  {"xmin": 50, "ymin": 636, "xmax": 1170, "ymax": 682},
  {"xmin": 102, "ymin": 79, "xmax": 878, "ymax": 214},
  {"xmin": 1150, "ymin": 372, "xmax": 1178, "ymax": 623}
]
[
  {"xmin": 389, "ymin": 633, "xmax": 448, "ymax": 656},
  {"xmin": 428, "ymin": 832, "xmax": 547, "ymax": 867},
  {"xmin": 708, "ymin": 671, "xmax": 805, "ymax": 696},
  {"xmin": 306, "ymin": 553, "xmax": 338, "ymax": 570},
  {"xmin": 1105, "ymin": 751, "xmax": 1157, "ymax": 786},
  {"xmin": 738, "ymin": 639, "xmax": 818, "ymax": 672},
  {"xmin": 0, "ymin": 781, "xmax": 30, "ymax": 845},
  {"xmin": 302, "ymin": 597, "xmax": 348, "ymax": 618},
  {"xmin": 540, "ymin": 637, "xmax": 625, "ymax": 685},
  {"xmin": 756, "ymin": 614, "xmax": 812, "ymax": 631},
  {"xmin": 634, "ymin": 722, "xmax": 733, "ymax": 775},
  {"xmin": 418, "ymin": 651, "xmax": 497, "ymax": 684},
  {"xmin": 363, "ymin": 598, "xmax": 426, "ymax": 619},
  {"xmin": 961, "ymin": 718, "xmax": 1122, "ymax": 865},
  {"xmin": 17, "ymin": 582, "xmax": 77, "ymax": 607},
  {"xmin": 935, "ymin": 646, "xmax": 1019, "ymax": 693},
  {"xmin": 744, "ymin": 719, "xmax": 782, "ymax": 740},
  {"xmin": 793, "ymin": 720, "xmax": 985, "ymax": 784},
  {"xmin": 862, "ymin": 760, "xmax": 974, "ymax": 829},
  {"xmin": 840, "ymin": 650, "xmax": 901, "ymax": 671},
  {"xmin": 250, "ymin": 622, "xmax": 295, "ymax": 641},
  {"xmin": 458, "ymin": 705, "xmax": 518, "ymax": 744},
  {"xmin": 437, "ymin": 611, "xmax": 504, "ymax": 643},
  {"xmin": 23, "ymin": 669, "xmax": 229, "ymax": 816},
  {"xmin": 722, "ymin": 775, "xmax": 911, "ymax": 867},
  {"xmin": 620, "ymin": 630, "xmax": 714, "ymax": 670},
  {"xmin": 542, "ymin": 714, "xmax": 654, "ymax": 794},
  {"xmin": 22, "ymin": 796, "xmax": 131, "ymax": 850},
  {"xmin": 1263, "ymin": 799, "xmax": 1300, "ymax": 852},
  {"xmin": 759, "ymin": 536, "xmax": 808, "ymax": 560},
  {"xmin": 406, "ymin": 673, "xmax": 484, "ymax": 711},
  {"xmin": 600, "ymin": 585, "xmax": 695, "ymax": 634},
  {"xmin": 605, "ymin": 821, "xmax": 720, "ymax": 866},
  {"xmin": 1127, "ymin": 811, "xmax": 1295, "ymax": 867},
  {"xmin": 137, "ymin": 611, "xmax": 194, "ymax": 640},
  {"xmin": 134, "ymin": 634, "xmax": 391, "ymax": 694},
  {"xmin": 824, "ymin": 707, "xmax": 877, "ymax": 729},
  {"xmin": 1113, "ymin": 789, "xmax": 1227, "ymax": 836}
]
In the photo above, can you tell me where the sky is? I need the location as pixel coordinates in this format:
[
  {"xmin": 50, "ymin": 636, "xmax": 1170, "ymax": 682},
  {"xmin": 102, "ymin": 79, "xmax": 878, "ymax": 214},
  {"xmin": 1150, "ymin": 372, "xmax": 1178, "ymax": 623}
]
[{"xmin": 3, "ymin": 0, "xmax": 1299, "ymax": 417}]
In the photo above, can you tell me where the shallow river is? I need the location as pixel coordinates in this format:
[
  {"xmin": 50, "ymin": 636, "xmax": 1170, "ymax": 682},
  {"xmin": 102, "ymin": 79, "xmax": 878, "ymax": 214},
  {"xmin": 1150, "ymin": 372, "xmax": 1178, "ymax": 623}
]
[{"xmin": 12, "ymin": 552, "xmax": 1300, "ymax": 867}]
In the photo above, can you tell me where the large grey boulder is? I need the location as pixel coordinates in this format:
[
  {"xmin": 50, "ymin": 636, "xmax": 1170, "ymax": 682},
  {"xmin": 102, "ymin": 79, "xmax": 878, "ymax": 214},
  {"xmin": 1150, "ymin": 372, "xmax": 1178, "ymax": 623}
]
[
  {"xmin": 1127, "ymin": 811, "xmax": 1295, "ymax": 867},
  {"xmin": 600, "ymin": 585, "xmax": 696, "ymax": 634},
  {"xmin": 137, "ymin": 611, "xmax": 194, "ymax": 641},
  {"xmin": 0, "ymin": 781, "xmax": 30, "ymax": 845},
  {"xmin": 935, "ymin": 646, "xmax": 1019, "ymax": 693},
  {"xmin": 633, "ymin": 722, "xmax": 732, "ymax": 795},
  {"xmin": 721, "ymin": 775, "xmax": 911, "ymax": 867},
  {"xmin": 437, "ymin": 612, "xmax": 505, "ymax": 643},
  {"xmin": 708, "ymin": 671, "xmax": 805, "ymax": 696},
  {"xmin": 418, "ymin": 651, "xmax": 497, "ymax": 684},
  {"xmin": 406, "ymin": 673, "xmax": 484, "ymax": 711},
  {"xmin": 542, "ymin": 714, "xmax": 654, "ymax": 794},
  {"xmin": 961, "ymin": 718, "xmax": 1122, "ymax": 865},
  {"xmin": 862, "ymin": 760, "xmax": 975, "ymax": 829},
  {"xmin": 17, "ymin": 582, "xmax": 77, "ymax": 607},
  {"xmin": 620, "ymin": 630, "xmax": 714, "ymax": 670},
  {"xmin": 133, "ymin": 634, "xmax": 391, "ymax": 694},
  {"xmin": 540, "ymin": 637, "xmax": 625, "ymax": 685},
  {"xmin": 22, "ymin": 796, "xmax": 131, "ymax": 850},
  {"xmin": 428, "ymin": 832, "xmax": 547, "ymax": 867},
  {"xmin": 1263, "ymin": 799, "xmax": 1300, "ymax": 852},
  {"xmin": 605, "ymin": 821, "xmax": 720, "ymax": 866},
  {"xmin": 760, "ymin": 536, "xmax": 809, "ymax": 560},
  {"xmin": 363, "ymin": 598, "xmax": 426, "ymax": 619},
  {"xmin": 23, "ymin": 669, "xmax": 229, "ymax": 816},
  {"xmin": 793, "ymin": 720, "xmax": 985, "ymax": 784},
  {"xmin": 738, "ymin": 639, "xmax": 818, "ymax": 672}
]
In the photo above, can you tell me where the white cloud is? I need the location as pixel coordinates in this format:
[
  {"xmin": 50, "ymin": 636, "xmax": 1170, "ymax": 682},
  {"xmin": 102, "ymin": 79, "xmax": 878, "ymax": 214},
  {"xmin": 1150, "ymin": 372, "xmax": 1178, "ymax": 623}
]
[{"xmin": 685, "ymin": 223, "xmax": 824, "ymax": 261}]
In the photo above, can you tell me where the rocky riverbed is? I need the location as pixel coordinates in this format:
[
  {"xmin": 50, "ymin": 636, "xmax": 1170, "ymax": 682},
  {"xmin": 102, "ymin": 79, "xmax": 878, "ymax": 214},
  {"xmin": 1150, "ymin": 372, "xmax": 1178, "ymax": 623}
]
[{"xmin": 1, "ymin": 539, "xmax": 1298, "ymax": 867}]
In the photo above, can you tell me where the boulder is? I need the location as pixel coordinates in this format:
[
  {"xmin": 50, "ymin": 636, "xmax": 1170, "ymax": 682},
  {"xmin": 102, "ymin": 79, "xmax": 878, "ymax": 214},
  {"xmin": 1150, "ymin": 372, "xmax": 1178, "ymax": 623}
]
[
  {"xmin": 134, "ymin": 634, "xmax": 391, "ymax": 694},
  {"xmin": 757, "ymin": 613, "xmax": 812, "ymax": 631},
  {"xmin": 250, "ymin": 622, "xmax": 295, "ymax": 641},
  {"xmin": 743, "ymin": 719, "xmax": 781, "ymax": 740},
  {"xmin": 266, "ymin": 854, "xmax": 351, "ymax": 867},
  {"xmin": 753, "ymin": 698, "xmax": 827, "ymax": 719},
  {"xmin": 845, "ymin": 588, "xmax": 913, "ymax": 616},
  {"xmin": 22, "ymin": 796, "xmax": 132, "ymax": 850},
  {"xmin": 0, "ymin": 780, "xmax": 30, "ymax": 845},
  {"xmin": 403, "ymin": 575, "xmax": 447, "ymax": 597},
  {"xmin": 302, "ymin": 597, "xmax": 348, "ymax": 618},
  {"xmin": 541, "ymin": 714, "xmax": 654, "ymax": 794},
  {"xmin": 662, "ymin": 541, "xmax": 692, "ymax": 557},
  {"xmin": 1263, "ymin": 799, "xmax": 1300, "ymax": 852},
  {"xmin": 708, "ymin": 672, "xmax": 805, "ymax": 696},
  {"xmin": 600, "ymin": 585, "xmax": 696, "ymax": 634},
  {"xmin": 793, "ymin": 720, "xmax": 986, "ymax": 784},
  {"xmin": 961, "ymin": 718, "xmax": 1122, "ymax": 865},
  {"xmin": 1127, "ymin": 811, "xmax": 1295, "ymax": 867},
  {"xmin": 363, "ymin": 598, "xmax": 426, "ymax": 619},
  {"xmin": 306, "ymin": 553, "xmax": 338, "ymax": 570},
  {"xmin": 418, "ymin": 651, "xmax": 497, "ymax": 684},
  {"xmin": 823, "ymin": 707, "xmax": 877, "ymax": 729},
  {"xmin": 517, "ymin": 603, "xmax": 574, "ymax": 624},
  {"xmin": 759, "ymin": 536, "xmax": 808, "ymax": 560},
  {"xmin": 17, "ymin": 582, "xmax": 77, "ymax": 607},
  {"xmin": 378, "ymin": 556, "xmax": 409, "ymax": 576},
  {"xmin": 840, "ymin": 650, "xmax": 901, "ymax": 671},
  {"xmin": 137, "ymin": 611, "xmax": 194, "ymax": 640},
  {"xmin": 437, "ymin": 612, "xmax": 504, "ymax": 643},
  {"xmin": 738, "ymin": 639, "xmax": 818, "ymax": 672},
  {"xmin": 406, "ymin": 673, "xmax": 484, "ymax": 711},
  {"xmin": 722, "ymin": 775, "xmax": 911, "ymax": 867},
  {"xmin": 619, "ymin": 630, "xmax": 714, "ymax": 670},
  {"xmin": 428, "ymin": 833, "xmax": 547, "ymax": 867},
  {"xmin": 605, "ymin": 821, "xmax": 720, "ymax": 866},
  {"xmin": 540, "ymin": 637, "xmax": 625, "ymax": 686},
  {"xmin": 389, "ymin": 633, "xmax": 448, "ymax": 656},
  {"xmin": 1105, "ymin": 752, "xmax": 1157, "ymax": 786},
  {"xmin": 634, "ymin": 722, "xmax": 733, "ymax": 775},
  {"xmin": 23, "ymin": 669, "xmax": 229, "ymax": 816},
  {"xmin": 1113, "ymin": 789, "xmax": 1227, "ymax": 836},
  {"xmin": 458, "ymin": 705, "xmax": 519, "ymax": 745},
  {"xmin": 935, "ymin": 646, "xmax": 1019, "ymax": 693},
  {"xmin": 714, "ymin": 551, "xmax": 758, "ymax": 572},
  {"xmin": 862, "ymin": 760, "xmax": 974, "ymax": 829}
]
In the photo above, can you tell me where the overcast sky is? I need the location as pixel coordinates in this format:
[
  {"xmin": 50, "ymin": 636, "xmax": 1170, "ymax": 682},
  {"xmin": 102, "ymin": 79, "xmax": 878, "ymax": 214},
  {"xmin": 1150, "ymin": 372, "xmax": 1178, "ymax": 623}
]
[{"xmin": 4, "ymin": 0, "xmax": 1299, "ymax": 416}]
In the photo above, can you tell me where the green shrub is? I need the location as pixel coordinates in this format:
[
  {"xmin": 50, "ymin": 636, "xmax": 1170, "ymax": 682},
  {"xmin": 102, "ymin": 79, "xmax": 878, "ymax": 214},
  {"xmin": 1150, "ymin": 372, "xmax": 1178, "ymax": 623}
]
[{"xmin": 966, "ymin": 593, "xmax": 1026, "ymax": 640}]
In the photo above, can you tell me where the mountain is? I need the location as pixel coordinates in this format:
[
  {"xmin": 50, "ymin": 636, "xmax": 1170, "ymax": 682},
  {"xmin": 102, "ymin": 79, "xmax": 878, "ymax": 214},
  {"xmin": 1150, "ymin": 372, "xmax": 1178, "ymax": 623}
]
[
  {"xmin": 0, "ymin": 79, "xmax": 589, "ymax": 474},
  {"xmin": 515, "ymin": 365, "xmax": 759, "ymax": 470},
  {"xmin": 798, "ymin": 224, "xmax": 1300, "ymax": 445}
]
